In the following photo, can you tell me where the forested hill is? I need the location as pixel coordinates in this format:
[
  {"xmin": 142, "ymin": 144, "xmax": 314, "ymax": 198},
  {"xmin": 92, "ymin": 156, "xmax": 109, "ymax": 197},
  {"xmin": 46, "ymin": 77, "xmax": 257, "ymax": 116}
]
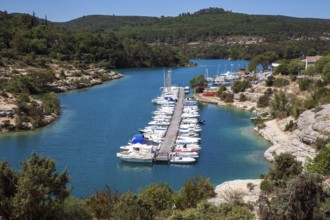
[
  {"xmin": 59, "ymin": 8, "xmax": 330, "ymax": 43},
  {"xmin": 58, "ymin": 8, "xmax": 330, "ymax": 60},
  {"xmin": 60, "ymin": 15, "xmax": 159, "ymax": 32}
]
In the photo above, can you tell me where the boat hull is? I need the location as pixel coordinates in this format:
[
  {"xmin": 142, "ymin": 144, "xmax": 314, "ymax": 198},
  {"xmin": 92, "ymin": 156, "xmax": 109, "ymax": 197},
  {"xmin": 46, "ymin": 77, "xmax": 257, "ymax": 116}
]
[{"xmin": 119, "ymin": 157, "xmax": 153, "ymax": 163}]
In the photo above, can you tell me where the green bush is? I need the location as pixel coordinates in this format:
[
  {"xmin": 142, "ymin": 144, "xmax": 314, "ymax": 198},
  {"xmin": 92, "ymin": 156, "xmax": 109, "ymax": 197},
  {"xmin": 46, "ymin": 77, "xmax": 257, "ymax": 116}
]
[
  {"xmin": 215, "ymin": 84, "xmax": 227, "ymax": 97},
  {"xmin": 298, "ymin": 79, "xmax": 312, "ymax": 91},
  {"xmin": 271, "ymin": 91, "xmax": 289, "ymax": 119},
  {"xmin": 220, "ymin": 92, "xmax": 234, "ymax": 103},
  {"xmin": 239, "ymin": 93, "xmax": 248, "ymax": 102},
  {"xmin": 175, "ymin": 176, "xmax": 215, "ymax": 210},
  {"xmin": 273, "ymin": 78, "xmax": 289, "ymax": 87},
  {"xmin": 257, "ymin": 94, "xmax": 270, "ymax": 108},
  {"xmin": 304, "ymin": 98, "xmax": 317, "ymax": 109},
  {"xmin": 306, "ymin": 144, "xmax": 330, "ymax": 176},
  {"xmin": 265, "ymin": 76, "xmax": 274, "ymax": 86},
  {"xmin": 260, "ymin": 179, "xmax": 272, "ymax": 193},
  {"xmin": 189, "ymin": 74, "xmax": 207, "ymax": 93},
  {"xmin": 139, "ymin": 183, "xmax": 175, "ymax": 217},
  {"xmin": 232, "ymin": 80, "xmax": 251, "ymax": 93},
  {"xmin": 315, "ymin": 88, "xmax": 330, "ymax": 104}
]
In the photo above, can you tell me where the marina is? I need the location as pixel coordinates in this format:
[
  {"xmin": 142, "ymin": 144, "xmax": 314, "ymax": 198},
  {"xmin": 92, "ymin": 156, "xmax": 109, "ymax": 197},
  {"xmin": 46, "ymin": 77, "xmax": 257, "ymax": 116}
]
[
  {"xmin": 117, "ymin": 70, "xmax": 202, "ymax": 163},
  {"xmin": 0, "ymin": 60, "xmax": 270, "ymax": 197}
]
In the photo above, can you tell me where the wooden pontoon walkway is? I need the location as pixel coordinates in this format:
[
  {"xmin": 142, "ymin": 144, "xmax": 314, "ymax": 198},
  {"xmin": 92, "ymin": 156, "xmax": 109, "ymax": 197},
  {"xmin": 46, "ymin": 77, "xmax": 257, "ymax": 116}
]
[{"xmin": 155, "ymin": 88, "xmax": 184, "ymax": 162}]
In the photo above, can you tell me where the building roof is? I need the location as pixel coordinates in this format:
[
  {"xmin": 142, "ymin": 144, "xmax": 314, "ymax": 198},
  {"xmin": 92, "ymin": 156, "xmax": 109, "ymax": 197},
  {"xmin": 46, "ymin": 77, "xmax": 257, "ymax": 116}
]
[{"xmin": 305, "ymin": 55, "xmax": 322, "ymax": 63}]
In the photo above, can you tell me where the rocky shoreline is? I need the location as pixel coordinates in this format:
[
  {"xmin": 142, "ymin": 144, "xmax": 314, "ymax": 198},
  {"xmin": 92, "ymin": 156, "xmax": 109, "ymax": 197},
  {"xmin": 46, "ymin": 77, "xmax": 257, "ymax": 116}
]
[
  {"xmin": 0, "ymin": 64, "xmax": 124, "ymax": 132},
  {"xmin": 195, "ymin": 91, "xmax": 330, "ymax": 213},
  {"xmin": 194, "ymin": 93, "xmax": 329, "ymax": 164}
]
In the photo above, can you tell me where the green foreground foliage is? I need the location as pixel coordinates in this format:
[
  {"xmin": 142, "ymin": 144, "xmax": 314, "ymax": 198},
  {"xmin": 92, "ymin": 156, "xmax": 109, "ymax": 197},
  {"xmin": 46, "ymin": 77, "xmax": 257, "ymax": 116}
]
[
  {"xmin": 1, "ymin": 154, "xmax": 253, "ymax": 220},
  {"xmin": 0, "ymin": 153, "xmax": 70, "ymax": 219},
  {"xmin": 259, "ymin": 152, "xmax": 330, "ymax": 220}
]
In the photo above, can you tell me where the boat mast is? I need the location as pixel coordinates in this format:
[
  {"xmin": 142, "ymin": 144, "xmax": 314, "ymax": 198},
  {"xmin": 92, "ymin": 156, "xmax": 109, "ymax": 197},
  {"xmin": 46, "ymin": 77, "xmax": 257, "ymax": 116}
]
[{"xmin": 165, "ymin": 69, "xmax": 172, "ymax": 93}]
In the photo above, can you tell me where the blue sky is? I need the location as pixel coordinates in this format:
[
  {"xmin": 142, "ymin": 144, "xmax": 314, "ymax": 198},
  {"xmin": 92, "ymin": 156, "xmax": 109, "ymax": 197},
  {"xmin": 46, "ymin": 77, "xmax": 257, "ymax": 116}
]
[{"xmin": 1, "ymin": 0, "xmax": 330, "ymax": 22}]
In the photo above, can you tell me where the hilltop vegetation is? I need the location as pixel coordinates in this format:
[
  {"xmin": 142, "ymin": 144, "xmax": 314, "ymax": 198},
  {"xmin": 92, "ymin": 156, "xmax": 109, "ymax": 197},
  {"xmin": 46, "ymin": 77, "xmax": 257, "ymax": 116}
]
[
  {"xmin": 60, "ymin": 8, "xmax": 330, "ymax": 60},
  {"xmin": 0, "ymin": 11, "xmax": 187, "ymax": 69}
]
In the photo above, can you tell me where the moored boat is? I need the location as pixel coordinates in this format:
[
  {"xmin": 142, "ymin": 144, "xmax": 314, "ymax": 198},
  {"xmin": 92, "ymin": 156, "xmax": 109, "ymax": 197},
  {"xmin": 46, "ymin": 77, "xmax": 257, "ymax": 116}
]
[{"xmin": 170, "ymin": 156, "xmax": 196, "ymax": 164}]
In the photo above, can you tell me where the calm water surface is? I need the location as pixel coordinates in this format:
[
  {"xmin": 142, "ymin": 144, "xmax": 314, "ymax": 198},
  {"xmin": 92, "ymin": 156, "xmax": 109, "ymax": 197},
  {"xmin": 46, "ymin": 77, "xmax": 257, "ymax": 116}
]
[{"xmin": 0, "ymin": 60, "xmax": 269, "ymax": 197}]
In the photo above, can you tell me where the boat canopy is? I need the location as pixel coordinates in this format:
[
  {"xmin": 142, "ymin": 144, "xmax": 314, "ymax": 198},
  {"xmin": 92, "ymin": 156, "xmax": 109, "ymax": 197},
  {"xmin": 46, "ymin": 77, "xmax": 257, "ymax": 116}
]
[{"xmin": 132, "ymin": 134, "xmax": 144, "ymax": 144}]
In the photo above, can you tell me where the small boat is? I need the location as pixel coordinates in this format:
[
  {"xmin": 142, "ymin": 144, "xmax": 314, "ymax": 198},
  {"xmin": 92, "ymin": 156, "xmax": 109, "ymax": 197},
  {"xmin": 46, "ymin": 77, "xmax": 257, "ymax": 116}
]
[
  {"xmin": 116, "ymin": 151, "xmax": 154, "ymax": 163},
  {"xmin": 170, "ymin": 156, "xmax": 196, "ymax": 164},
  {"xmin": 171, "ymin": 152, "xmax": 199, "ymax": 159},
  {"xmin": 184, "ymin": 86, "xmax": 190, "ymax": 94}
]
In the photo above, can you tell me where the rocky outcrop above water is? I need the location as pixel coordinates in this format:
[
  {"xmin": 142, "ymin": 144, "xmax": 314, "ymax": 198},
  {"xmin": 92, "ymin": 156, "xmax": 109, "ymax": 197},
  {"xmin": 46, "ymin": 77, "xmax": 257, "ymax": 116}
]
[
  {"xmin": 258, "ymin": 118, "xmax": 316, "ymax": 163},
  {"xmin": 0, "ymin": 64, "xmax": 124, "ymax": 132},
  {"xmin": 296, "ymin": 104, "xmax": 330, "ymax": 145},
  {"xmin": 208, "ymin": 179, "xmax": 262, "ymax": 217},
  {"xmin": 256, "ymin": 105, "xmax": 330, "ymax": 163},
  {"xmin": 49, "ymin": 65, "xmax": 124, "ymax": 92}
]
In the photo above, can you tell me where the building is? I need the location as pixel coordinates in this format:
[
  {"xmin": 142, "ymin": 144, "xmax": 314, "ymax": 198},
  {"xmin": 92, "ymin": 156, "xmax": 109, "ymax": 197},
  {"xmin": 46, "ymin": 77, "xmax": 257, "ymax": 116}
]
[{"xmin": 303, "ymin": 56, "xmax": 322, "ymax": 69}]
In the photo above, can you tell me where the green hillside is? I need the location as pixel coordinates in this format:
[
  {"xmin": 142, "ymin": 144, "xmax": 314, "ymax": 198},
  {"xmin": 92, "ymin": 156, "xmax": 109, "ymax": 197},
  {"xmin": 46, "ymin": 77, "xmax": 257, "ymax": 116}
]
[
  {"xmin": 60, "ymin": 8, "xmax": 330, "ymax": 43},
  {"xmin": 59, "ymin": 8, "xmax": 330, "ymax": 59}
]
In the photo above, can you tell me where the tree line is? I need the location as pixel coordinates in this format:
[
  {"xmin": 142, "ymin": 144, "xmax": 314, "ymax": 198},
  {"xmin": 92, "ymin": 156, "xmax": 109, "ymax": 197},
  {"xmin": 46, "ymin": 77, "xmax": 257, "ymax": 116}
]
[
  {"xmin": 0, "ymin": 11, "xmax": 188, "ymax": 69},
  {"xmin": 60, "ymin": 8, "xmax": 330, "ymax": 60}
]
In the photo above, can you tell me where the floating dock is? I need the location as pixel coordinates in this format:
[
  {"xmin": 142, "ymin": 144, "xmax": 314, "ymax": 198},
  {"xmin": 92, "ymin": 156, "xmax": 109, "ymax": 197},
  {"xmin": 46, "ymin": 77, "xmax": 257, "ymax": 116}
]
[{"xmin": 154, "ymin": 88, "xmax": 185, "ymax": 162}]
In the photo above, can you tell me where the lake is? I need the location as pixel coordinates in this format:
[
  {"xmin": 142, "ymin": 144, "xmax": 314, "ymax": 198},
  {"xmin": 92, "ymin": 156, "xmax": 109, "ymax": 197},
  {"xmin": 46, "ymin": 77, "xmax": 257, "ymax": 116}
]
[{"xmin": 0, "ymin": 59, "xmax": 269, "ymax": 197}]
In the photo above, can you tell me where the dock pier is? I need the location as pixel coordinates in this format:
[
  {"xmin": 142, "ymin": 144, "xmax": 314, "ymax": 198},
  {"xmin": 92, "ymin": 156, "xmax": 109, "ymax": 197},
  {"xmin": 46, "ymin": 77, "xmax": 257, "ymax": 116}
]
[{"xmin": 154, "ymin": 88, "xmax": 185, "ymax": 162}]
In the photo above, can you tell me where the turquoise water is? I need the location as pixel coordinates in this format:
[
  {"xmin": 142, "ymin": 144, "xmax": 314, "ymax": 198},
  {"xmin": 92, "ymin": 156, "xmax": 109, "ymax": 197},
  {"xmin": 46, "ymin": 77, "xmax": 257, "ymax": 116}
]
[{"xmin": 0, "ymin": 60, "xmax": 269, "ymax": 197}]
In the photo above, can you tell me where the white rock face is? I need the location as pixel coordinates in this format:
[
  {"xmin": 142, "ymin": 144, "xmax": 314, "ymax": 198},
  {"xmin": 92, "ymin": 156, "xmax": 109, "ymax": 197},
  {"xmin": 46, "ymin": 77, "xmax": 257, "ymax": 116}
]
[
  {"xmin": 297, "ymin": 104, "xmax": 330, "ymax": 144},
  {"xmin": 208, "ymin": 179, "xmax": 262, "ymax": 207},
  {"xmin": 257, "ymin": 104, "xmax": 330, "ymax": 163},
  {"xmin": 258, "ymin": 117, "xmax": 317, "ymax": 163}
]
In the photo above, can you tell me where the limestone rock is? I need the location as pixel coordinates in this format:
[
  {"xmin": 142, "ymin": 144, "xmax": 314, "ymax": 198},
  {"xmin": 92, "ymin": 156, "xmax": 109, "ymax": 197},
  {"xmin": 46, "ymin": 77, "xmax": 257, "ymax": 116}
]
[{"xmin": 297, "ymin": 104, "xmax": 330, "ymax": 144}]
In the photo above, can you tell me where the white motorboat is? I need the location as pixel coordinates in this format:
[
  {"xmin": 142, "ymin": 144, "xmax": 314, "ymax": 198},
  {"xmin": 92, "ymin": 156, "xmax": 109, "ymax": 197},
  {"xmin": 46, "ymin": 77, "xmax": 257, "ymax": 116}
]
[
  {"xmin": 170, "ymin": 156, "xmax": 196, "ymax": 164},
  {"xmin": 117, "ymin": 151, "xmax": 154, "ymax": 163},
  {"xmin": 173, "ymin": 144, "xmax": 201, "ymax": 153},
  {"xmin": 171, "ymin": 152, "xmax": 199, "ymax": 158}
]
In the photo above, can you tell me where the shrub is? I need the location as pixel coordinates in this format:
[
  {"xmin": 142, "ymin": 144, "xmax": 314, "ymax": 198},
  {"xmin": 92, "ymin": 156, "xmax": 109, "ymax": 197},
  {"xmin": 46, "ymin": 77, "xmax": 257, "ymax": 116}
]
[
  {"xmin": 271, "ymin": 91, "xmax": 288, "ymax": 118},
  {"xmin": 247, "ymin": 182, "xmax": 256, "ymax": 191},
  {"xmin": 273, "ymin": 78, "xmax": 289, "ymax": 87},
  {"xmin": 257, "ymin": 94, "xmax": 270, "ymax": 108},
  {"xmin": 42, "ymin": 92, "xmax": 60, "ymax": 115},
  {"xmin": 85, "ymin": 186, "xmax": 120, "ymax": 219},
  {"xmin": 306, "ymin": 144, "xmax": 330, "ymax": 175},
  {"xmin": 268, "ymin": 153, "xmax": 303, "ymax": 187},
  {"xmin": 215, "ymin": 85, "xmax": 227, "ymax": 97},
  {"xmin": 220, "ymin": 92, "xmax": 234, "ymax": 103},
  {"xmin": 314, "ymin": 138, "xmax": 330, "ymax": 150},
  {"xmin": 303, "ymin": 98, "xmax": 317, "ymax": 109},
  {"xmin": 315, "ymin": 88, "xmax": 330, "ymax": 104},
  {"xmin": 265, "ymin": 75, "xmax": 274, "ymax": 86},
  {"xmin": 284, "ymin": 120, "xmax": 297, "ymax": 132},
  {"xmin": 298, "ymin": 79, "xmax": 312, "ymax": 91},
  {"xmin": 232, "ymin": 80, "xmax": 251, "ymax": 93},
  {"xmin": 239, "ymin": 93, "xmax": 247, "ymax": 102},
  {"xmin": 175, "ymin": 176, "xmax": 215, "ymax": 210},
  {"xmin": 139, "ymin": 183, "xmax": 175, "ymax": 216},
  {"xmin": 264, "ymin": 88, "xmax": 273, "ymax": 95},
  {"xmin": 260, "ymin": 179, "xmax": 272, "ymax": 193}
]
